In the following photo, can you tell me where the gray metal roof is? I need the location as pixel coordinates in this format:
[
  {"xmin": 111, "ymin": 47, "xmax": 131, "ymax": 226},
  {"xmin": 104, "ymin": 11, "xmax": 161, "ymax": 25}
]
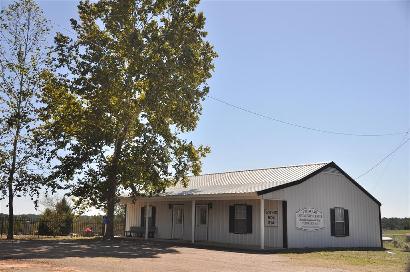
[{"xmin": 164, "ymin": 162, "xmax": 330, "ymax": 196}]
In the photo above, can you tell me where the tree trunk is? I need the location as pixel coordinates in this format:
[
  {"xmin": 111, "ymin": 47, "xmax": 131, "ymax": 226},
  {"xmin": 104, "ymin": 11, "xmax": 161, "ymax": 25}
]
[
  {"xmin": 7, "ymin": 126, "xmax": 19, "ymax": 240},
  {"xmin": 103, "ymin": 119, "xmax": 129, "ymax": 240},
  {"xmin": 7, "ymin": 182, "xmax": 13, "ymax": 240},
  {"xmin": 103, "ymin": 140, "xmax": 123, "ymax": 239},
  {"xmin": 104, "ymin": 185, "xmax": 116, "ymax": 239}
]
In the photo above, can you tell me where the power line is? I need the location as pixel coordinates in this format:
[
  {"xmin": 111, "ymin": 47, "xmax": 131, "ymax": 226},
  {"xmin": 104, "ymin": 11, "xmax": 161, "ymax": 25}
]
[
  {"xmin": 52, "ymin": 23, "xmax": 409, "ymax": 139},
  {"xmin": 207, "ymin": 95, "xmax": 408, "ymax": 137},
  {"xmin": 357, "ymin": 136, "xmax": 410, "ymax": 179}
]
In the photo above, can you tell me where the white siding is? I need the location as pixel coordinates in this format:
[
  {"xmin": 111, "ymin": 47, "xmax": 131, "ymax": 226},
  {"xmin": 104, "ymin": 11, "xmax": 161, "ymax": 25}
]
[
  {"xmin": 264, "ymin": 167, "xmax": 381, "ymax": 248},
  {"xmin": 126, "ymin": 199, "xmax": 283, "ymax": 248},
  {"xmin": 124, "ymin": 167, "xmax": 380, "ymax": 249}
]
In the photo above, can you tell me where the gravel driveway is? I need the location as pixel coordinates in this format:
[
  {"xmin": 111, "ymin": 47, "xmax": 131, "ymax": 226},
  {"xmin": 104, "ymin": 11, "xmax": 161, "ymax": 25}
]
[{"xmin": 0, "ymin": 239, "xmax": 385, "ymax": 272}]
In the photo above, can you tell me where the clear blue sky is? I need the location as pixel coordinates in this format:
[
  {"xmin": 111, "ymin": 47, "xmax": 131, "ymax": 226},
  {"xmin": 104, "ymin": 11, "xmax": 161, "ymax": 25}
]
[{"xmin": 0, "ymin": 0, "xmax": 408, "ymax": 217}]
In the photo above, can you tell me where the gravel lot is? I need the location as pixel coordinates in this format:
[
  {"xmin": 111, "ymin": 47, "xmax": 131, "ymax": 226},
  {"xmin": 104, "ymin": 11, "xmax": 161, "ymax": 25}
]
[{"xmin": 0, "ymin": 239, "xmax": 404, "ymax": 272}]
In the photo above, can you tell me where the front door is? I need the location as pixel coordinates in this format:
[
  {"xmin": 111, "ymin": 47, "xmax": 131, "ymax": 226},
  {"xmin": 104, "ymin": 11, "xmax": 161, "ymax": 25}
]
[
  {"xmin": 195, "ymin": 205, "xmax": 208, "ymax": 241},
  {"xmin": 172, "ymin": 205, "xmax": 184, "ymax": 239}
]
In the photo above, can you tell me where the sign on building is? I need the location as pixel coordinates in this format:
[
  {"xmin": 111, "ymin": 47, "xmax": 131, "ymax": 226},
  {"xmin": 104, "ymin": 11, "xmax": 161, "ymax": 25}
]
[
  {"xmin": 295, "ymin": 207, "xmax": 324, "ymax": 231},
  {"xmin": 264, "ymin": 209, "xmax": 278, "ymax": 227}
]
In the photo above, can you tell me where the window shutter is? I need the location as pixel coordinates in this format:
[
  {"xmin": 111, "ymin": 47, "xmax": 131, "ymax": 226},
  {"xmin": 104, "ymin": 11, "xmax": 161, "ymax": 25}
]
[
  {"xmin": 246, "ymin": 205, "xmax": 252, "ymax": 233},
  {"xmin": 229, "ymin": 206, "xmax": 235, "ymax": 233},
  {"xmin": 151, "ymin": 206, "xmax": 156, "ymax": 227},
  {"xmin": 344, "ymin": 209, "xmax": 349, "ymax": 236},
  {"xmin": 330, "ymin": 208, "xmax": 335, "ymax": 236},
  {"xmin": 141, "ymin": 207, "xmax": 146, "ymax": 227}
]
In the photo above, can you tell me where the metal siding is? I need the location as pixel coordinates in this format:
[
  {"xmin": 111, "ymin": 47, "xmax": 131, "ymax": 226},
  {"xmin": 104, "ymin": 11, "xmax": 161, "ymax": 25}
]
[
  {"xmin": 264, "ymin": 200, "xmax": 283, "ymax": 248},
  {"xmin": 126, "ymin": 199, "xmax": 283, "ymax": 248},
  {"xmin": 125, "ymin": 202, "xmax": 140, "ymax": 231},
  {"xmin": 263, "ymin": 168, "xmax": 381, "ymax": 248}
]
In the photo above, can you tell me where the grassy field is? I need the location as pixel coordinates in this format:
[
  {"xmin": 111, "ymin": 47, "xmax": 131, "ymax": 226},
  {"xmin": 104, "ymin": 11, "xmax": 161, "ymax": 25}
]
[
  {"xmin": 283, "ymin": 230, "xmax": 410, "ymax": 272},
  {"xmin": 383, "ymin": 229, "xmax": 410, "ymax": 236}
]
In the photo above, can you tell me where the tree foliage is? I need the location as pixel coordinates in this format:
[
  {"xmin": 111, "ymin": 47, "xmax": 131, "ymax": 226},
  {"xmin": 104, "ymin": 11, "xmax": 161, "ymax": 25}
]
[
  {"xmin": 382, "ymin": 218, "xmax": 410, "ymax": 230},
  {"xmin": 0, "ymin": 0, "xmax": 50, "ymax": 239},
  {"xmin": 40, "ymin": 0, "xmax": 217, "ymax": 238},
  {"xmin": 38, "ymin": 197, "xmax": 74, "ymax": 236}
]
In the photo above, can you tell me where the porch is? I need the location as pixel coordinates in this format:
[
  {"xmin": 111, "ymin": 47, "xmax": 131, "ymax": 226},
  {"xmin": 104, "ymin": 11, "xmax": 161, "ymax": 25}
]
[{"xmin": 123, "ymin": 196, "xmax": 286, "ymax": 249}]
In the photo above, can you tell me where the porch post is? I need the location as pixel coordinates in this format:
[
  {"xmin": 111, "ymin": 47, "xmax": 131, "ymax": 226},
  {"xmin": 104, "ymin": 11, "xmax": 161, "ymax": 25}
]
[
  {"xmin": 145, "ymin": 203, "xmax": 149, "ymax": 240},
  {"xmin": 260, "ymin": 198, "xmax": 265, "ymax": 249},
  {"xmin": 191, "ymin": 200, "xmax": 195, "ymax": 244}
]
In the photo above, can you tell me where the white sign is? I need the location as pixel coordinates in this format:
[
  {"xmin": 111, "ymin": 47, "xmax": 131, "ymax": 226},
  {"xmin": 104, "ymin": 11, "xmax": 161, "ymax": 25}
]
[
  {"xmin": 295, "ymin": 208, "xmax": 324, "ymax": 231},
  {"xmin": 264, "ymin": 209, "xmax": 278, "ymax": 227}
]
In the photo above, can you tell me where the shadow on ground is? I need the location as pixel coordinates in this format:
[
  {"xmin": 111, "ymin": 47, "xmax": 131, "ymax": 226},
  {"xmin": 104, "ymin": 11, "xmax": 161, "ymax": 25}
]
[
  {"xmin": 160, "ymin": 239, "xmax": 385, "ymax": 255},
  {"xmin": 0, "ymin": 238, "xmax": 390, "ymax": 261},
  {"xmin": 0, "ymin": 239, "xmax": 179, "ymax": 260}
]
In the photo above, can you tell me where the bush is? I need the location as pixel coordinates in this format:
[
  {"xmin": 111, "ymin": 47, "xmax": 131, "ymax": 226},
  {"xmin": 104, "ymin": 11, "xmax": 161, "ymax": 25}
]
[
  {"xmin": 38, "ymin": 198, "xmax": 74, "ymax": 236},
  {"xmin": 38, "ymin": 221, "xmax": 53, "ymax": 236}
]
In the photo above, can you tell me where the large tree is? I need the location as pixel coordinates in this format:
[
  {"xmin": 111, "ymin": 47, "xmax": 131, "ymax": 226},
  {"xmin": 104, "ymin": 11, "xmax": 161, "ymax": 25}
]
[
  {"xmin": 0, "ymin": 0, "xmax": 50, "ymax": 239},
  {"xmin": 41, "ymin": 0, "xmax": 217, "ymax": 238}
]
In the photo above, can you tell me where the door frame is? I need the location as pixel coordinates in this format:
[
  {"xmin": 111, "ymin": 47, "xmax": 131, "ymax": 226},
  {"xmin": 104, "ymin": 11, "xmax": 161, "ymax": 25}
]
[
  {"xmin": 195, "ymin": 204, "xmax": 209, "ymax": 241},
  {"xmin": 171, "ymin": 204, "xmax": 184, "ymax": 239}
]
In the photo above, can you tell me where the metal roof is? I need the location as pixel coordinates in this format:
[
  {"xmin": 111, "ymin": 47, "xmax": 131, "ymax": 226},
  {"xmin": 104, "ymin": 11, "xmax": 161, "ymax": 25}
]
[{"xmin": 163, "ymin": 162, "xmax": 330, "ymax": 196}]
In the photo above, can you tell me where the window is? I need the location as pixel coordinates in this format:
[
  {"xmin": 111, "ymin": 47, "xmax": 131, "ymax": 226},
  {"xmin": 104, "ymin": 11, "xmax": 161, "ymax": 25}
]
[
  {"xmin": 141, "ymin": 206, "xmax": 156, "ymax": 227},
  {"xmin": 196, "ymin": 206, "xmax": 207, "ymax": 225},
  {"xmin": 334, "ymin": 207, "xmax": 345, "ymax": 236},
  {"xmin": 176, "ymin": 207, "xmax": 183, "ymax": 224},
  {"xmin": 330, "ymin": 207, "xmax": 349, "ymax": 237},
  {"xmin": 229, "ymin": 204, "xmax": 252, "ymax": 234}
]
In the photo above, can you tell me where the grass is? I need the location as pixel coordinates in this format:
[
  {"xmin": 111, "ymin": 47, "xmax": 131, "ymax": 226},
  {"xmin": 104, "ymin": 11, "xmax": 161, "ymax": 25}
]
[
  {"xmin": 286, "ymin": 245, "xmax": 409, "ymax": 272},
  {"xmin": 281, "ymin": 230, "xmax": 410, "ymax": 272},
  {"xmin": 383, "ymin": 229, "xmax": 410, "ymax": 236},
  {"xmin": 0, "ymin": 235, "xmax": 101, "ymax": 240}
]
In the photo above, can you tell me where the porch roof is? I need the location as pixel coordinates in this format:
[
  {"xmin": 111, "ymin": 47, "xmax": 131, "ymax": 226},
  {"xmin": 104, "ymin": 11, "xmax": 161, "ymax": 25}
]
[{"xmin": 162, "ymin": 162, "xmax": 330, "ymax": 196}]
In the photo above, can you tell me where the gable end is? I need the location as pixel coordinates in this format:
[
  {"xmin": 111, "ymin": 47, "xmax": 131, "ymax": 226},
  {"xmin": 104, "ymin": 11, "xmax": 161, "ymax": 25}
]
[{"xmin": 257, "ymin": 162, "xmax": 381, "ymax": 206}]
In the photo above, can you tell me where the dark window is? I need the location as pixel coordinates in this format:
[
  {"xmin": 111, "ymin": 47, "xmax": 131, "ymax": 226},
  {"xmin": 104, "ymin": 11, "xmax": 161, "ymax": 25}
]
[
  {"xmin": 330, "ymin": 207, "xmax": 349, "ymax": 237},
  {"xmin": 141, "ymin": 206, "xmax": 156, "ymax": 227},
  {"xmin": 229, "ymin": 204, "xmax": 252, "ymax": 234}
]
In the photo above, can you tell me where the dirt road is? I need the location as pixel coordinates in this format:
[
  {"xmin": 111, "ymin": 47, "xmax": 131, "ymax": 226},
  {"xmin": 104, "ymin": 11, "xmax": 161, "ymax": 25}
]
[{"xmin": 0, "ymin": 239, "xmax": 401, "ymax": 272}]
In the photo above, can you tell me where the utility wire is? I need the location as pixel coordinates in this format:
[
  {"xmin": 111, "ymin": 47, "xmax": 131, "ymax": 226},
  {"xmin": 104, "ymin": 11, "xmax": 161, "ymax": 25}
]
[
  {"xmin": 52, "ymin": 23, "xmax": 409, "ymax": 138},
  {"xmin": 357, "ymin": 136, "xmax": 410, "ymax": 179},
  {"xmin": 207, "ymin": 95, "xmax": 408, "ymax": 137}
]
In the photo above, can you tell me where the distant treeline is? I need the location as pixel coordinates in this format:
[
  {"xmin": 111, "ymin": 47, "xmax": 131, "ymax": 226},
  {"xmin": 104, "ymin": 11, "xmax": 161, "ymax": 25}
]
[
  {"xmin": 381, "ymin": 218, "xmax": 410, "ymax": 230},
  {"xmin": 0, "ymin": 213, "xmax": 123, "ymax": 223}
]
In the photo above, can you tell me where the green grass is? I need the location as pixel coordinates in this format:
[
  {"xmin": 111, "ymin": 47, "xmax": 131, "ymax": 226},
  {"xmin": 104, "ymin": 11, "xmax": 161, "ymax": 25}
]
[
  {"xmin": 284, "ymin": 231, "xmax": 410, "ymax": 272},
  {"xmin": 383, "ymin": 229, "xmax": 410, "ymax": 236},
  {"xmin": 287, "ymin": 246, "xmax": 409, "ymax": 272}
]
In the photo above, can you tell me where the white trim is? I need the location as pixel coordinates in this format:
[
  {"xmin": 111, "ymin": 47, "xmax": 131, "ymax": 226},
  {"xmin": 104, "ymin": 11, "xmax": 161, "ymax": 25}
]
[
  {"xmin": 191, "ymin": 200, "xmax": 195, "ymax": 244},
  {"xmin": 260, "ymin": 198, "xmax": 265, "ymax": 249}
]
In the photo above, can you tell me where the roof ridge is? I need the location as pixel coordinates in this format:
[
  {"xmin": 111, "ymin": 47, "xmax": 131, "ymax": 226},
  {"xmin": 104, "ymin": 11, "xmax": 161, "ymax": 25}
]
[{"xmin": 196, "ymin": 162, "xmax": 331, "ymax": 177}]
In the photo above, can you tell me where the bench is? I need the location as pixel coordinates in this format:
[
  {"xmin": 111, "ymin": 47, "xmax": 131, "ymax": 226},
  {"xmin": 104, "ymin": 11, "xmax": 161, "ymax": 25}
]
[{"xmin": 125, "ymin": 226, "xmax": 157, "ymax": 238}]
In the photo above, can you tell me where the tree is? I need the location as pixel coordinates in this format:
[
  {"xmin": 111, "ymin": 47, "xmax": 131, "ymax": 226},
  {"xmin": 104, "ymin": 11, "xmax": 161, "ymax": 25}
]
[
  {"xmin": 40, "ymin": 0, "xmax": 217, "ymax": 239},
  {"xmin": 54, "ymin": 197, "xmax": 74, "ymax": 234},
  {"xmin": 38, "ymin": 197, "xmax": 74, "ymax": 236},
  {"xmin": 0, "ymin": 0, "xmax": 50, "ymax": 239}
]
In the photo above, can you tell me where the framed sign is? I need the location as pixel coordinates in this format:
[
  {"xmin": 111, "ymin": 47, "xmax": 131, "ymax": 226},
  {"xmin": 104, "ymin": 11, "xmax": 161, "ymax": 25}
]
[
  {"xmin": 264, "ymin": 209, "xmax": 278, "ymax": 227},
  {"xmin": 295, "ymin": 207, "xmax": 324, "ymax": 231}
]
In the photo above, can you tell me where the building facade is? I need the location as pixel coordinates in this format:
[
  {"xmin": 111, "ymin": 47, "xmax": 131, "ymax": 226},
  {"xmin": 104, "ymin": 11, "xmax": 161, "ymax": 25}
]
[{"xmin": 121, "ymin": 162, "xmax": 382, "ymax": 249}]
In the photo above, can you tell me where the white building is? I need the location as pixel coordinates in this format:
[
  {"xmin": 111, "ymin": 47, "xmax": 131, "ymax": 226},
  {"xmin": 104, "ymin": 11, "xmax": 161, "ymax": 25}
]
[{"xmin": 121, "ymin": 162, "xmax": 382, "ymax": 249}]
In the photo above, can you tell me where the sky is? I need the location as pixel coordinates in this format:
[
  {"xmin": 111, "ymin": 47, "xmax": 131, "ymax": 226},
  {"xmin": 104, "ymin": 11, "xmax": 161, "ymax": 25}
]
[{"xmin": 0, "ymin": 0, "xmax": 409, "ymax": 217}]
